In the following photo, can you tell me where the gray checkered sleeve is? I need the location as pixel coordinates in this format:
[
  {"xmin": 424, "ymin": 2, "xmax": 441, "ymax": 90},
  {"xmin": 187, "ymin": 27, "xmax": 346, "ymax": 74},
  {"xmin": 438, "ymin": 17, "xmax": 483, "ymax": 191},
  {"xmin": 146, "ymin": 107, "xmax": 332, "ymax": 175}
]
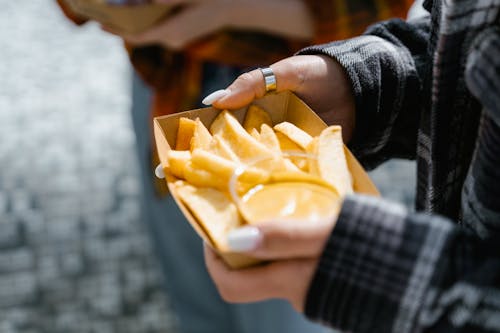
[
  {"xmin": 306, "ymin": 195, "xmax": 500, "ymax": 333},
  {"xmin": 462, "ymin": 26, "xmax": 500, "ymax": 237},
  {"xmin": 305, "ymin": 195, "xmax": 451, "ymax": 332},
  {"xmin": 298, "ymin": 17, "xmax": 431, "ymax": 169}
]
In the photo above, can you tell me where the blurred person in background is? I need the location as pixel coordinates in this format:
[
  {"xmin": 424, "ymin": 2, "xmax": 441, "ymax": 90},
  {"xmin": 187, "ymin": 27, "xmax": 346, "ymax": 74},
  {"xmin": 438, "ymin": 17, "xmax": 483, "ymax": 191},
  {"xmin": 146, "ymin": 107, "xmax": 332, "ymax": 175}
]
[
  {"xmin": 203, "ymin": 1, "xmax": 500, "ymax": 332},
  {"xmin": 57, "ymin": 0, "xmax": 415, "ymax": 332}
]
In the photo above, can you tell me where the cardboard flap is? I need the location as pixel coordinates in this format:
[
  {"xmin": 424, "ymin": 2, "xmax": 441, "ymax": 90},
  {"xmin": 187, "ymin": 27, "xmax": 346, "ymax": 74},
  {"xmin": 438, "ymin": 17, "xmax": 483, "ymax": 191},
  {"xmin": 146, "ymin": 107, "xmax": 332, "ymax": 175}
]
[{"xmin": 345, "ymin": 148, "xmax": 380, "ymax": 195}]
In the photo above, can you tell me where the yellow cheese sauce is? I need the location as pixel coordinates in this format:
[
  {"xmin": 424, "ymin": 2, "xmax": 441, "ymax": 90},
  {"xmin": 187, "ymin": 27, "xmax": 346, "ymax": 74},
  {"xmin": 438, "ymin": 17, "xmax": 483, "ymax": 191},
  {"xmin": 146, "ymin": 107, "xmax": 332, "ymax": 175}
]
[{"xmin": 240, "ymin": 182, "xmax": 340, "ymax": 224}]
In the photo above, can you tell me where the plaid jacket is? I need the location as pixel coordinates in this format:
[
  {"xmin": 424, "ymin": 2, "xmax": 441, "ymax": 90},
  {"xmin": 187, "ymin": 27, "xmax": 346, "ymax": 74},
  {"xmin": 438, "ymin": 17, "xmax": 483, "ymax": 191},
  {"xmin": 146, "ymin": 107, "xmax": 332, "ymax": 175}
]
[
  {"xmin": 126, "ymin": 0, "xmax": 414, "ymax": 118},
  {"xmin": 299, "ymin": 0, "xmax": 500, "ymax": 332}
]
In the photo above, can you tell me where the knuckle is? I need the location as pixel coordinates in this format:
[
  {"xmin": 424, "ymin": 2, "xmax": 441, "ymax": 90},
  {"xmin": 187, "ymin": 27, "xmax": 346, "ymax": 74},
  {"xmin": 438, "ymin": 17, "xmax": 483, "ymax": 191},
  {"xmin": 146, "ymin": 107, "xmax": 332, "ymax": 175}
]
[{"xmin": 236, "ymin": 72, "xmax": 256, "ymax": 85}]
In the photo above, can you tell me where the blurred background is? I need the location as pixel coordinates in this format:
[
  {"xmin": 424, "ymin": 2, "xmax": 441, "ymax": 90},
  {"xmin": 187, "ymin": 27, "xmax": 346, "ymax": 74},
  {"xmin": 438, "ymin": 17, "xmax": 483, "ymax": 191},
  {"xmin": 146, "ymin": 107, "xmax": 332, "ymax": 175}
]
[
  {"xmin": 0, "ymin": 2, "xmax": 176, "ymax": 332},
  {"xmin": 0, "ymin": 1, "xmax": 415, "ymax": 332}
]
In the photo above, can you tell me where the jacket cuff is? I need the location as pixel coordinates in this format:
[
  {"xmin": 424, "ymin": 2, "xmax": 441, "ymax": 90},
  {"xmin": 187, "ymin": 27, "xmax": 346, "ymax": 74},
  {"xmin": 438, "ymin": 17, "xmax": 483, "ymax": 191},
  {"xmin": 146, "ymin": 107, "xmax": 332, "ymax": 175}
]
[
  {"xmin": 297, "ymin": 36, "xmax": 378, "ymax": 135},
  {"xmin": 297, "ymin": 31, "xmax": 419, "ymax": 169},
  {"xmin": 305, "ymin": 195, "xmax": 451, "ymax": 333}
]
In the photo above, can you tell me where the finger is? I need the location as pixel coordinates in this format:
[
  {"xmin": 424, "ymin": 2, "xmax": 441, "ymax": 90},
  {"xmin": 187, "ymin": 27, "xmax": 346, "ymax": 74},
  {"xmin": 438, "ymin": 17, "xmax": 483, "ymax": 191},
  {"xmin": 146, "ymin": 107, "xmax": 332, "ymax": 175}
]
[
  {"xmin": 213, "ymin": 69, "xmax": 267, "ymax": 110},
  {"xmin": 211, "ymin": 55, "xmax": 321, "ymax": 110},
  {"xmin": 202, "ymin": 89, "xmax": 228, "ymax": 106},
  {"xmin": 227, "ymin": 218, "xmax": 335, "ymax": 260},
  {"xmin": 100, "ymin": 25, "xmax": 117, "ymax": 35},
  {"xmin": 116, "ymin": 25, "xmax": 166, "ymax": 46},
  {"xmin": 204, "ymin": 244, "xmax": 278, "ymax": 299},
  {"xmin": 155, "ymin": 164, "xmax": 165, "ymax": 179},
  {"xmin": 100, "ymin": 24, "xmax": 134, "ymax": 39},
  {"xmin": 153, "ymin": 0, "xmax": 189, "ymax": 4},
  {"xmin": 213, "ymin": 58, "xmax": 301, "ymax": 110},
  {"xmin": 123, "ymin": 3, "xmax": 222, "ymax": 49},
  {"xmin": 204, "ymin": 244, "xmax": 312, "ymax": 308},
  {"xmin": 203, "ymin": 244, "xmax": 278, "ymax": 301},
  {"xmin": 154, "ymin": 3, "xmax": 222, "ymax": 50},
  {"xmin": 106, "ymin": 5, "xmax": 201, "ymax": 47}
]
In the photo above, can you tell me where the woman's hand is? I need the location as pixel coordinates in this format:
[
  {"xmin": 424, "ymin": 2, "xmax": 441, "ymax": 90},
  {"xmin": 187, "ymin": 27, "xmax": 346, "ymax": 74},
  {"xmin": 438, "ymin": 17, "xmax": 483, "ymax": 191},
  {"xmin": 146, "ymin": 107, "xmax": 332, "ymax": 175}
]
[
  {"xmin": 208, "ymin": 55, "xmax": 356, "ymax": 142},
  {"xmin": 204, "ymin": 216, "xmax": 337, "ymax": 312},
  {"xmin": 203, "ymin": 54, "xmax": 356, "ymax": 310},
  {"xmin": 104, "ymin": 0, "xmax": 313, "ymax": 51}
]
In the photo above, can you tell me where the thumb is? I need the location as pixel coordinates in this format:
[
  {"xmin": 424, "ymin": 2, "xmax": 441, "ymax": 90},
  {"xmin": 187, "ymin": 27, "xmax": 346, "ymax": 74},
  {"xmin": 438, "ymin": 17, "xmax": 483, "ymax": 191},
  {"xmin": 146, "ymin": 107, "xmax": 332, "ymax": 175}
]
[{"xmin": 227, "ymin": 219, "xmax": 335, "ymax": 260}]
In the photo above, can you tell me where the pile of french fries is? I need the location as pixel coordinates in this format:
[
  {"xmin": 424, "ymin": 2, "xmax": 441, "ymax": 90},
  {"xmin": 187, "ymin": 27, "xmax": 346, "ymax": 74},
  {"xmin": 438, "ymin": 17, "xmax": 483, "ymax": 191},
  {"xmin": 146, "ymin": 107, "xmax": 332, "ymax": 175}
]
[{"xmin": 165, "ymin": 105, "xmax": 353, "ymax": 251}]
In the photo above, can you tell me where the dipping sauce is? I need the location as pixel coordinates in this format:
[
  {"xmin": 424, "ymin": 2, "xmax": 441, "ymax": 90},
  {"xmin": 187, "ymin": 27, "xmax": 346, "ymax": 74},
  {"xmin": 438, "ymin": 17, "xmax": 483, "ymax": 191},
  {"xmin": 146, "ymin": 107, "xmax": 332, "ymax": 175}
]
[{"xmin": 240, "ymin": 182, "xmax": 340, "ymax": 224}]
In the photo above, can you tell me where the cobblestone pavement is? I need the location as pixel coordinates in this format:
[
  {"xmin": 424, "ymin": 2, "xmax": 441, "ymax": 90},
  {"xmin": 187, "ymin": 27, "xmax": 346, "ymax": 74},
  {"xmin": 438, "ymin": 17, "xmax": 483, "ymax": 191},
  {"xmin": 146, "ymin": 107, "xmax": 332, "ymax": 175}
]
[
  {"xmin": 0, "ymin": 2, "xmax": 416, "ymax": 333},
  {"xmin": 370, "ymin": 160, "xmax": 416, "ymax": 209},
  {"xmin": 0, "ymin": 2, "xmax": 176, "ymax": 332}
]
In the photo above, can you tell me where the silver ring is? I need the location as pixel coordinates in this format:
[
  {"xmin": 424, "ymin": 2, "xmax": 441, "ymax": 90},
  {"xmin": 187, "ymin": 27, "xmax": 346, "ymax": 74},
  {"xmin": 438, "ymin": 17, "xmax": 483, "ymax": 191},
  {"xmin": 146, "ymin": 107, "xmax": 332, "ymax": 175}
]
[{"xmin": 259, "ymin": 67, "xmax": 277, "ymax": 93}]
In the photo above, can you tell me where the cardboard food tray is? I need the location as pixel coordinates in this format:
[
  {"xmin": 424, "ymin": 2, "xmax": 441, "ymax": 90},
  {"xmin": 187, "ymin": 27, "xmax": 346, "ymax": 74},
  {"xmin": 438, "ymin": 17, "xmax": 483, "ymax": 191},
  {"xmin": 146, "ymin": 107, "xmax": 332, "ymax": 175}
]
[
  {"xmin": 63, "ymin": 0, "xmax": 174, "ymax": 34},
  {"xmin": 154, "ymin": 91, "xmax": 379, "ymax": 269}
]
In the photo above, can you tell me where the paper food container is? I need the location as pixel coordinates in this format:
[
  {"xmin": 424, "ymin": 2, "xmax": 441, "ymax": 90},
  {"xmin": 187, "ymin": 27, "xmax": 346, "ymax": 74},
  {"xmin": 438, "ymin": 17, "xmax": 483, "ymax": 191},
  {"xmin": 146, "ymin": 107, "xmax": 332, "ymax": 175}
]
[
  {"xmin": 62, "ymin": 0, "xmax": 175, "ymax": 34},
  {"xmin": 154, "ymin": 91, "xmax": 379, "ymax": 269}
]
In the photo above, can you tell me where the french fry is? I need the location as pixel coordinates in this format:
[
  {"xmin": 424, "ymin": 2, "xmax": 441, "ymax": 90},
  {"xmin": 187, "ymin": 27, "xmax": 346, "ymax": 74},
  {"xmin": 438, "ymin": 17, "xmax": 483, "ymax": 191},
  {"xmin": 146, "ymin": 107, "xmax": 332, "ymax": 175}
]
[
  {"xmin": 243, "ymin": 104, "xmax": 273, "ymax": 132},
  {"xmin": 191, "ymin": 149, "xmax": 270, "ymax": 184},
  {"xmin": 175, "ymin": 117, "xmax": 197, "ymax": 150},
  {"xmin": 255, "ymin": 124, "xmax": 299, "ymax": 172},
  {"xmin": 184, "ymin": 161, "xmax": 227, "ymax": 191},
  {"xmin": 305, "ymin": 137, "xmax": 320, "ymax": 176},
  {"xmin": 176, "ymin": 182, "xmax": 243, "ymax": 251},
  {"xmin": 275, "ymin": 131, "xmax": 303, "ymax": 152},
  {"xmin": 275, "ymin": 132, "xmax": 308, "ymax": 171},
  {"xmin": 166, "ymin": 150, "xmax": 191, "ymax": 179},
  {"xmin": 274, "ymin": 121, "xmax": 313, "ymax": 150},
  {"xmin": 250, "ymin": 128, "xmax": 261, "ymax": 141},
  {"xmin": 282, "ymin": 159, "xmax": 302, "ymax": 172},
  {"xmin": 190, "ymin": 118, "xmax": 212, "ymax": 151},
  {"xmin": 209, "ymin": 110, "xmax": 228, "ymax": 134},
  {"xmin": 206, "ymin": 134, "xmax": 240, "ymax": 162},
  {"xmin": 258, "ymin": 124, "xmax": 281, "ymax": 153},
  {"xmin": 210, "ymin": 110, "xmax": 275, "ymax": 163},
  {"xmin": 315, "ymin": 126, "xmax": 353, "ymax": 196}
]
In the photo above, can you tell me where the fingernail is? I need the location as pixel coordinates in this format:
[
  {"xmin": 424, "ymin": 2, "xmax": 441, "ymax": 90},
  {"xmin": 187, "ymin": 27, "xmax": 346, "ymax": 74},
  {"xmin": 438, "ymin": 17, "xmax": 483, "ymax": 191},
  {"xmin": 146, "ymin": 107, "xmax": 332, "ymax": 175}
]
[
  {"xmin": 227, "ymin": 226, "xmax": 262, "ymax": 252},
  {"xmin": 155, "ymin": 164, "xmax": 165, "ymax": 179},
  {"xmin": 202, "ymin": 89, "xmax": 228, "ymax": 105}
]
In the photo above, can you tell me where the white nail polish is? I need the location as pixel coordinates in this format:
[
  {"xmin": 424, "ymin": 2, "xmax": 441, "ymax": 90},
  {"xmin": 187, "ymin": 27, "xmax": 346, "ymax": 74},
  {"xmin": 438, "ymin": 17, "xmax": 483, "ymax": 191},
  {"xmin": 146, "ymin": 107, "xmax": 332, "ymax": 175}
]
[
  {"xmin": 227, "ymin": 226, "xmax": 262, "ymax": 252},
  {"xmin": 155, "ymin": 164, "xmax": 165, "ymax": 179},
  {"xmin": 202, "ymin": 89, "xmax": 228, "ymax": 105}
]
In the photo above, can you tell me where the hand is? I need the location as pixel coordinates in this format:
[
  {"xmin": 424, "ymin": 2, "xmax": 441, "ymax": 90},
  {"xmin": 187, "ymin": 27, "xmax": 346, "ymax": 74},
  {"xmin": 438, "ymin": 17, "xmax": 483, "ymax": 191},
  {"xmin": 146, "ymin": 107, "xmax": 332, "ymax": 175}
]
[
  {"xmin": 204, "ymin": 55, "xmax": 353, "ymax": 310},
  {"xmin": 103, "ymin": 0, "xmax": 313, "ymax": 51},
  {"xmin": 204, "ymin": 216, "xmax": 337, "ymax": 312},
  {"xmin": 207, "ymin": 55, "xmax": 357, "ymax": 142}
]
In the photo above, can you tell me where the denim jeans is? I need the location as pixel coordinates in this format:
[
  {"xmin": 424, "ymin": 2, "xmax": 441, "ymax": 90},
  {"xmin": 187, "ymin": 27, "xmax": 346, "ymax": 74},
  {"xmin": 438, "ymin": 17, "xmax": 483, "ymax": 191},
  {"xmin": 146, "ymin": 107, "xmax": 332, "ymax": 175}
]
[{"xmin": 130, "ymin": 65, "xmax": 330, "ymax": 333}]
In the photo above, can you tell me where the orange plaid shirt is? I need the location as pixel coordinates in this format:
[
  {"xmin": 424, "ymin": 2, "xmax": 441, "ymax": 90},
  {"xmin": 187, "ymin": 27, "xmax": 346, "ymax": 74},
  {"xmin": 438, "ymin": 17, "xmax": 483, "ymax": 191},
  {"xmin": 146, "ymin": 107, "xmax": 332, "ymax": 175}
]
[
  {"xmin": 58, "ymin": 0, "xmax": 414, "ymax": 118},
  {"xmin": 58, "ymin": 0, "xmax": 414, "ymax": 193},
  {"xmin": 134, "ymin": 0, "xmax": 414, "ymax": 119}
]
